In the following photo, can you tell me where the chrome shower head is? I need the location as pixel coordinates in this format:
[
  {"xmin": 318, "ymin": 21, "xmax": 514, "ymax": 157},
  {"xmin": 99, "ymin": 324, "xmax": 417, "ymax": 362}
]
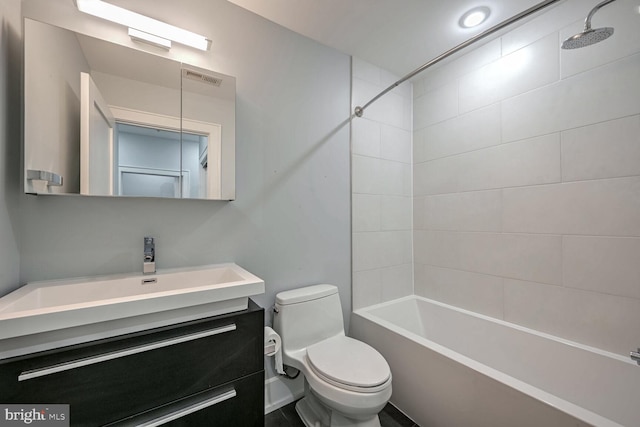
[
  {"xmin": 561, "ymin": 0, "xmax": 617, "ymax": 50},
  {"xmin": 561, "ymin": 27, "xmax": 614, "ymax": 49}
]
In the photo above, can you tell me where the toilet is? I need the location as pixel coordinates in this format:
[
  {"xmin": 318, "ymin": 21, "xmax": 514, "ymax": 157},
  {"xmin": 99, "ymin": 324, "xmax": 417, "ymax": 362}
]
[{"xmin": 274, "ymin": 284, "xmax": 392, "ymax": 427}]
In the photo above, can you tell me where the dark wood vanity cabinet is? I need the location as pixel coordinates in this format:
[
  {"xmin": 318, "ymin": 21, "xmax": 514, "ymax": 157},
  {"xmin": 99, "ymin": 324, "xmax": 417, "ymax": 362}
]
[{"xmin": 0, "ymin": 300, "xmax": 265, "ymax": 426}]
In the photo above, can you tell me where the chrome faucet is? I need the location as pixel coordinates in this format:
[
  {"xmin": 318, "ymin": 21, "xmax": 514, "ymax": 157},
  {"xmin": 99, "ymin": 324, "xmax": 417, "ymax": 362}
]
[
  {"xmin": 631, "ymin": 348, "xmax": 640, "ymax": 365},
  {"xmin": 143, "ymin": 237, "xmax": 156, "ymax": 274}
]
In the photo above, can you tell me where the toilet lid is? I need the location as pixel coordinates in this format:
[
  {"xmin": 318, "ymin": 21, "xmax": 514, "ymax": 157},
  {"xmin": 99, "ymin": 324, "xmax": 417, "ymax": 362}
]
[{"xmin": 306, "ymin": 336, "xmax": 390, "ymax": 389}]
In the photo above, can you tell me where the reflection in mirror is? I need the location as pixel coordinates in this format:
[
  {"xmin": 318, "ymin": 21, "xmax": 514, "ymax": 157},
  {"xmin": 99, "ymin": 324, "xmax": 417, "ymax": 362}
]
[
  {"xmin": 116, "ymin": 123, "xmax": 192, "ymax": 198},
  {"xmin": 24, "ymin": 18, "xmax": 236, "ymax": 200}
]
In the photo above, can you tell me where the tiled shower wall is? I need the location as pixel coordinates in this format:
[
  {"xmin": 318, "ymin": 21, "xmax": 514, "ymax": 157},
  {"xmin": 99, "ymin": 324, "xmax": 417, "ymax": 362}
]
[
  {"xmin": 413, "ymin": 0, "xmax": 640, "ymax": 356},
  {"xmin": 351, "ymin": 58, "xmax": 413, "ymax": 310}
]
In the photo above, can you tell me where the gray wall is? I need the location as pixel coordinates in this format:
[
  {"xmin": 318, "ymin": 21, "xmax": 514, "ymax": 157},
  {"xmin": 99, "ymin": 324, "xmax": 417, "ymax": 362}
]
[
  {"xmin": 0, "ymin": 0, "xmax": 21, "ymax": 296},
  {"xmin": 5, "ymin": 0, "xmax": 352, "ymax": 380}
]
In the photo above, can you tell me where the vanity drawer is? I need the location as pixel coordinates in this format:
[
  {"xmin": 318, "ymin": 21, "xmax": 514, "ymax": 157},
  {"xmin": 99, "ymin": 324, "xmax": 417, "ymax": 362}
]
[
  {"xmin": 106, "ymin": 370, "xmax": 264, "ymax": 426},
  {"xmin": 0, "ymin": 302, "xmax": 263, "ymax": 426}
]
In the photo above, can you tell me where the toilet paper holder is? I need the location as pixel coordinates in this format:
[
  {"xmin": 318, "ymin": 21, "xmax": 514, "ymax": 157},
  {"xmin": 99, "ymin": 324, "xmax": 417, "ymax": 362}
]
[
  {"xmin": 264, "ymin": 326, "xmax": 285, "ymax": 375},
  {"xmin": 265, "ymin": 342, "xmax": 277, "ymax": 355}
]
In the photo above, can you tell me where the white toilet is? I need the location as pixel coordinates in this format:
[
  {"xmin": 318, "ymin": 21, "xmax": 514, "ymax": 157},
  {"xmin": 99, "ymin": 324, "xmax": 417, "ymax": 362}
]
[{"xmin": 274, "ymin": 284, "xmax": 392, "ymax": 427}]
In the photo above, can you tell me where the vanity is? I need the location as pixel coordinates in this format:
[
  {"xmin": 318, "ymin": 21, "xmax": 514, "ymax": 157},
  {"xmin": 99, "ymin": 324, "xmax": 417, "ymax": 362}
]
[
  {"xmin": 0, "ymin": 264, "xmax": 266, "ymax": 426},
  {"xmin": 0, "ymin": 302, "xmax": 264, "ymax": 426}
]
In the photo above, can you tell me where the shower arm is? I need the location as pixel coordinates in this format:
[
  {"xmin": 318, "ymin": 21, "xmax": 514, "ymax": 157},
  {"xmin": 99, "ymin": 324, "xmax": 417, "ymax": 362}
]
[
  {"xmin": 584, "ymin": 0, "xmax": 616, "ymax": 30},
  {"xmin": 353, "ymin": 0, "xmax": 565, "ymax": 118}
]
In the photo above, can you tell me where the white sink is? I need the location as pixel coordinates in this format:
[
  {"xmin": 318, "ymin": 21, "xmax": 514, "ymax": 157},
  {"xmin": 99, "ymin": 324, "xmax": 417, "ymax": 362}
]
[{"xmin": 0, "ymin": 263, "xmax": 264, "ymax": 340}]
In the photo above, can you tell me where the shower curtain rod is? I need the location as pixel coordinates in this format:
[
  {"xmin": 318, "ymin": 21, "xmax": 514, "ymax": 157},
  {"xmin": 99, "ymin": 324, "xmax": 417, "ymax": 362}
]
[{"xmin": 354, "ymin": 0, "xmax": 564, "ymax": 118}]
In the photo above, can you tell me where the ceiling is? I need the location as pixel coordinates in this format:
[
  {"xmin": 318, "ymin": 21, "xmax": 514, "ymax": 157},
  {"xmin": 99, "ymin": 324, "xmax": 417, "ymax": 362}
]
[{"xmin": 227, "ymin": 0, "xmax": 551, "ymax": 77}]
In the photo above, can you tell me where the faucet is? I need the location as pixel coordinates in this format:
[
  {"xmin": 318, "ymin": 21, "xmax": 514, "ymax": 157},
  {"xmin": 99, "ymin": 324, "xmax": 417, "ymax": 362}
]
[{"xmin": 143, "ymin": 237, "xmax": 156, "ymax": 274}]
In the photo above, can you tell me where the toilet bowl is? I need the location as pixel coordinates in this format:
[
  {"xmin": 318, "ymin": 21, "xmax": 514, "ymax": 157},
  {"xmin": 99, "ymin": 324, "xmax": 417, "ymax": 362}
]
[{"xmin": 274, "ymin": 284, "xmax": 392, "ymax": 427}]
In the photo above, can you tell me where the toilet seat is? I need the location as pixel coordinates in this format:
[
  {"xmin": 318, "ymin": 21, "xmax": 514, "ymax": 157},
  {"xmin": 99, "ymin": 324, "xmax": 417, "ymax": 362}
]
[{"xmin": 306, "ymin": 336, "xmax": 391, "ymax": 393}]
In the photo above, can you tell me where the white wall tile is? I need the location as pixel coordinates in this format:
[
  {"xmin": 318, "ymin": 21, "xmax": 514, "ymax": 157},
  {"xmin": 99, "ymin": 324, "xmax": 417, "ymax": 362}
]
[
  {"xmin": 423, "ymin": 190, "xmax": 502, "ymax": 232},
  {"xmin": 563, "ymin": 236, "xmax": 640, "ymax": 300},
  {"xmin": 459, "ymin": 33, "xmax": 559, "ymax": 114},
  {"xmin": 367, "ymin": 90, "xmax": 407, "ymax": 129},
  {"xmin": 413, "ymin": 195, "xmax": 426, "ymax": 230},
  {"xmin": 380, "ymin": 195, "xmax": 412, "ymax": 231},
  {"xmin": 352, "ymin": 77, "xmax": 379, "ymax": 109},
  {"xmin": 381, "ymin": 124, "xmax": 411, "ymax": 163},
  {"xmin": 353, "ymin": 263, "xmax": 413, "ymax": 310},
  {"xmin": 401, "ymin": 92, "xmax": 413, "ymax": 131},
  {"xmin": 413, "ymin": 230, "xmax": 458, "ymax": 267},
  {"xmin": 385, "ymin": 74, "xmax": 412, "ymax": 100},
  {"xmin": 352, "ymin": 155, "xmax": 381, "ymax": 194},
  {"xmin": 412, "ymin": 79, "xmax": 426, "ymax": 99},
  {"xmin": 414, "ymin": 260, "xmax": 427, "ymax": 290},
  {"xmin": 458, "ymin": 232, "xmax": 563, "ymax": 285},
  {"xmin": 380, "ymin": 160, "xmax": 412, "ymax": 196},
  {"xmin": 415, "ymin": 231, "xmax": 563, "ymax": 285},
  {"xmin": 413, "ymin": 82, "xmax": 458, "ymax": 130},
  {"xmin": 502, "ymin": 53, "xmax": 640, "ymax": 142},
  {"xmin": 413, "ymin": 127, "xmax": 427, "ymax": 164},
  {"xmin": 457, "ymin": 133, "xmax": 561, "ymax": 191},
  {"xmin": 561, "ymin": 115, "xmax": 640, "ymax": 182},
  {"xmin": 353, "ymin": 157, "xmax": 410, "ymax": 197},
  {"xmin": 352, "ymin": 194, "xmax": 380, "ymax": 232},
  {"xmin": 416, "ymin": 134, "xmax": 561, "ymax": 197},
  {"xmin": 497, "ymin": 233, "xmax": 563, "ymax": 285},
  {"xmin": 353, "ymin": 232, "xmax": 382, "ymax": 272},
  {"xmin": 351, "ymin": 118, "xmax": 380, "ymax": 158},
  {"xmin": 416, "ymin": 265, "xmax": 504, "ymax": 319},
  {"xmin": 352, "ymin": 268, "xmax": 382, "ymax": 310},
  {"xmin": 413, "ymin": 157, "xmax": 459, "ymax": 196},
  {"xmin": 415, "ymin": 39, "xmax": 501, "ymax": 94},
  {"xmin": 380, "ymin": 263, "xmax": 413, "ymax": 302},
  {"xmin": 352, "ymin": 60, "xmax": 413, "ymax": 309},
  {"xmin": 503, "ymin": 177, "xmax": 640, "ymax": 236},
  {"xmin": 504, "ymin": 279, "xmax": 640, "ymax": 355},
  {"xmin": 379, "ymin": 230, "xmax": 413, "ymax": 268},
  {"xmin": 416, "ymin": 104, "xmax": 501, "ymax": 163}
]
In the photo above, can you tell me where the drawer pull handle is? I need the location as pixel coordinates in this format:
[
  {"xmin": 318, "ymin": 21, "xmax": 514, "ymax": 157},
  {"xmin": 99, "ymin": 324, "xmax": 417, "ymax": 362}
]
[
  {"xmin": 136, "ymin": 388, "xmax": 237, "ymax": 427},
  {"xmin": 18, "ymin": 323, "xmax": 236, "ymax": 381}
]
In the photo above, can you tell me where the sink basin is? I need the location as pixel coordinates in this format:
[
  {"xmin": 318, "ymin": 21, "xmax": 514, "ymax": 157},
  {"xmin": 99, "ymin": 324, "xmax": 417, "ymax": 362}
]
[{"xmin": 0, "ymin": 263, "xmax": 264, "ymax": 340}]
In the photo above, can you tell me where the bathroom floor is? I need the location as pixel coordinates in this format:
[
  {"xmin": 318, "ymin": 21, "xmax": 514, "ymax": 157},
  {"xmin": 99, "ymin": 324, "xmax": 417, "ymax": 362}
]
[{"xmin": 265, "ymin": 400, "xmax": 417, "ymax": 427}]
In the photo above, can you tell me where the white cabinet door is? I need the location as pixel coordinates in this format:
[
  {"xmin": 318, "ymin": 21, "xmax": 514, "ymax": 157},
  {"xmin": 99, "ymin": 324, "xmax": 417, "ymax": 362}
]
[{"xmin": 80, "ymin": 72, "xmax": 115, "ymax": 196}]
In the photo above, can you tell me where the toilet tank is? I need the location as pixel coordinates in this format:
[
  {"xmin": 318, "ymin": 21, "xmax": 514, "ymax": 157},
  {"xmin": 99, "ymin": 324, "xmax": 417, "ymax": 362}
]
[{"xmin": 273, "ymin": 284, "xmax": 344, "ymax": 355}]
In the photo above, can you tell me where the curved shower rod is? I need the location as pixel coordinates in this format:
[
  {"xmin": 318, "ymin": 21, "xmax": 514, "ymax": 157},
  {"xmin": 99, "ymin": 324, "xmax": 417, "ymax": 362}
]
[{"xmin": 354, "ymin": 0, "xmax": 565, "ymax": 118}]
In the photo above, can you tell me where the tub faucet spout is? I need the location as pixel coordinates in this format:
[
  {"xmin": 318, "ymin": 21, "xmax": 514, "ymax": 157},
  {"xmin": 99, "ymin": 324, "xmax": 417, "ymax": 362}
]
[
  {"xmin": 631, "ymin": 348, "xmax": 640, "ymax": 365},
  {"xmin": 143, "ymin": 237, "xmax": 155, "ymax": 274}
]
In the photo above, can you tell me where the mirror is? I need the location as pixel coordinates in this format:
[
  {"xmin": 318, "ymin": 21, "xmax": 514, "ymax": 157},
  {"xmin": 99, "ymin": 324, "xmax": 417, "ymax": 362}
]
[{"xmin": 24, "ymin": 18, "xmax": 236, "ymax": 200}]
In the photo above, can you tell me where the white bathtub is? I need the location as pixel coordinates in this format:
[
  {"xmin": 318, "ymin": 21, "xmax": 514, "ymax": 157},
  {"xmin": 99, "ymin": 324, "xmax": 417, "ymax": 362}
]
[{"xmin": 350, "ymin": 296, "xmax": 639, "ymax": 427}]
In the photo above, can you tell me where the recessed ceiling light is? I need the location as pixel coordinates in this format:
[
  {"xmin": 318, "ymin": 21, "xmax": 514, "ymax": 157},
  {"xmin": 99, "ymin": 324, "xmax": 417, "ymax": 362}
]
[{"xmin": 459, "ymin": 6, "xmax": 491, "ymax": 28}]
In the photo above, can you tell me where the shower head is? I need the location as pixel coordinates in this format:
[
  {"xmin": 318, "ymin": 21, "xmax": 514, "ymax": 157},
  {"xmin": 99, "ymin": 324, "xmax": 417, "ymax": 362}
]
[
  {"xmin": 561, "ymin": 0, "xmax": 617, "ymax": 50},
  {"xmin": 561, "ymin": 27, "xmax": 614, "ymax": 49}
]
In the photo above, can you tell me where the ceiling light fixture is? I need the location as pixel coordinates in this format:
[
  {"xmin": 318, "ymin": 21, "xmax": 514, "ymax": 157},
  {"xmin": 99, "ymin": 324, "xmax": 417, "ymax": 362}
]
[
  {"xmin": 76, "ymin": 0, "xmax": 211, "ymax": 51},
  {"xmin": 459, "ymin": 6, "xmax": 491, "ymax": 28},
  {"xmin": 128, "ymin": 28, "xmax": 172, "ymax": 49}
]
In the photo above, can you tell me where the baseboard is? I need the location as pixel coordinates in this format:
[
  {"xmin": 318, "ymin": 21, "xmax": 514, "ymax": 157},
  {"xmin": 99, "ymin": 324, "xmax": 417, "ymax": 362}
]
[{"xmin": 264, "ymin": 374, "xmax": 305, "ymax": 414}]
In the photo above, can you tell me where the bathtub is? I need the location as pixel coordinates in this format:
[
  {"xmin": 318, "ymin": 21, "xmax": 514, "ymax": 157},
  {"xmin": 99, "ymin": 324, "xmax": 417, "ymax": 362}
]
[{"xmin": 350, "ymin": 296, "xmax": 639, "ymax": 427}]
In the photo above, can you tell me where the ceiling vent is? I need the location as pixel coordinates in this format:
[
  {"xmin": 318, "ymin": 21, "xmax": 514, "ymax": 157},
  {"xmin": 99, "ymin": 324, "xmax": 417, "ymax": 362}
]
[{"xmin": 182, "ymin": 69, "xmax": 222, "ymax": 86}]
